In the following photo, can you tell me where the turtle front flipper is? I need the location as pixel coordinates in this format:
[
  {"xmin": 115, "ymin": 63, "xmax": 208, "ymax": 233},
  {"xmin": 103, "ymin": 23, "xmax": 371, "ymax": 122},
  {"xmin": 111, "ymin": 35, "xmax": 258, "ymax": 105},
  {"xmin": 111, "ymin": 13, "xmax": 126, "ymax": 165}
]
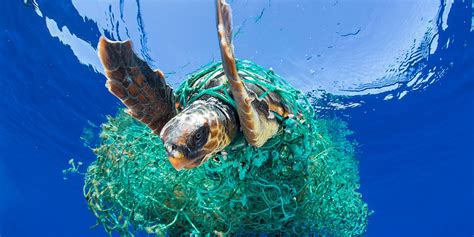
[
  {"xmin": 98, "ymin": 37, "xmax": 176, "ymax": 135},
  {"xmin": 216, "ymin": 0, "xmax": 279, "ymax": 147}
]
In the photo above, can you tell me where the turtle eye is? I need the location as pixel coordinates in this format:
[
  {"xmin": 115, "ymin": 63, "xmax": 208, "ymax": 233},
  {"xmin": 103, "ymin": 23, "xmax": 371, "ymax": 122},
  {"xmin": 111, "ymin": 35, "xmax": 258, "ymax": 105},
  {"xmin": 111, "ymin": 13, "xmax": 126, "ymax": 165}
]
[
  {"xmin": 188, "ymin": 125, "xmax": 209, "ymax": 150},
  {"xmin": 193, "ymin": 132, "xmax": 203, "ymax": 145}
]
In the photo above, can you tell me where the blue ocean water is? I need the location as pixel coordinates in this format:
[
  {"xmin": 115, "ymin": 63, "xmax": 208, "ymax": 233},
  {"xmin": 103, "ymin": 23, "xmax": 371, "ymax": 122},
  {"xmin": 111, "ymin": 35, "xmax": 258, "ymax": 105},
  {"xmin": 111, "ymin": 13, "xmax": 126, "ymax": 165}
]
[{"xmin": 0, "ymin": 0, "xmax": 472, "ymax": 236}]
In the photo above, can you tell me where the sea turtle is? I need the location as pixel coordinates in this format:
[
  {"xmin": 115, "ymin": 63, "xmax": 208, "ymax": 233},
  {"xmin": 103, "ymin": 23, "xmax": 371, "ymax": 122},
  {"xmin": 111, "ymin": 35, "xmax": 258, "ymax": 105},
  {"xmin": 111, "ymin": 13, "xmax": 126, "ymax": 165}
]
[{"xmin": 98, "ymin": 0, "xmax": 290, "ymax": 170}]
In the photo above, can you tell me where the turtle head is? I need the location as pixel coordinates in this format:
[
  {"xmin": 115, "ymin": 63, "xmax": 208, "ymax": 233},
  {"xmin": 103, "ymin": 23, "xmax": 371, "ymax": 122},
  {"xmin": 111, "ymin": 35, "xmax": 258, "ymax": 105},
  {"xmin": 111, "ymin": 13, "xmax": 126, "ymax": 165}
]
[{"xmin": 160, "ymin": 99, "xmax": 236, "ymax": 170}]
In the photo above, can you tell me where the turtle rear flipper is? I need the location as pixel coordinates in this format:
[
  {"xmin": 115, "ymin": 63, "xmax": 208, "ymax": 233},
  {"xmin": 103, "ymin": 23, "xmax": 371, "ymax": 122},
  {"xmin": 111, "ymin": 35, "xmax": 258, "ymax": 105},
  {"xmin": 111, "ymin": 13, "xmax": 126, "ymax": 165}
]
[
  {"xmin": 216, "ymin": 0, "xmax": 279, "ymax": 147},
  {"xmin": 98, "ymin": 37, "xmax": 176, "ymax": 135}
]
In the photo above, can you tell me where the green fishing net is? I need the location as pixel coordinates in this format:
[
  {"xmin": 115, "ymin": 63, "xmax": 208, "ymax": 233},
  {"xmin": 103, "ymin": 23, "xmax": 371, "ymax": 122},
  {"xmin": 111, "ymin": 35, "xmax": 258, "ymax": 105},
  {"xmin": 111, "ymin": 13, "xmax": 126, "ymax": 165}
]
[{"xmin": 84, "ymin": 60, "xmax": 370, "ymax": 236}]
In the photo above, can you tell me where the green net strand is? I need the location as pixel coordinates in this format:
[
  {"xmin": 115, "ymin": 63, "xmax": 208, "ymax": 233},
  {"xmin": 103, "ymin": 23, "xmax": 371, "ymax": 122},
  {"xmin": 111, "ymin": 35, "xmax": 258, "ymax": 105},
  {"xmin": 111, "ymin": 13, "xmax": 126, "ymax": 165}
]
[{"xmin": 84, "ymin": 60, "xmax": 370, "ymax": 236}]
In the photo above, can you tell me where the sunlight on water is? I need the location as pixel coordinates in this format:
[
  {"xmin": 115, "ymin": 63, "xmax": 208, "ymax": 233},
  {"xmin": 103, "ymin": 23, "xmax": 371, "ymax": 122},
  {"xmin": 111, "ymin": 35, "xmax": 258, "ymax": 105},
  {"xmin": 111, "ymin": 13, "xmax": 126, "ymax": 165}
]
[
  {"xmin": 45, "ymin": 17, "xmax": 103, "ymax": 74},
  {"xmin": 29, "ymin": 0, "xmax": 456, "ymax": 102}
]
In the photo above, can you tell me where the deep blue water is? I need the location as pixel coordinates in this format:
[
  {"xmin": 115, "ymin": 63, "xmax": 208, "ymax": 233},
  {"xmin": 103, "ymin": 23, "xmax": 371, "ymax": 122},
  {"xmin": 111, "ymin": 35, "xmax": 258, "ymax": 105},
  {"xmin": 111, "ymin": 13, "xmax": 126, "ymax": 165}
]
[{"xmin": 0, "ymin": 0, "xmax": 472, "ymax": 236}]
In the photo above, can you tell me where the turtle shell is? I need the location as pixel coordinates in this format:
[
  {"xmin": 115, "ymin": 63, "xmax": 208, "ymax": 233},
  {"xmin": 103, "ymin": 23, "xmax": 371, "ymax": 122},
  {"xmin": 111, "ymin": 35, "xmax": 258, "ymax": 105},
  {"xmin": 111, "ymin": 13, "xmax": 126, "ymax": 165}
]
[{"xmin": 174, "ymin": 60, "xmax": 290, "ymax": 119}]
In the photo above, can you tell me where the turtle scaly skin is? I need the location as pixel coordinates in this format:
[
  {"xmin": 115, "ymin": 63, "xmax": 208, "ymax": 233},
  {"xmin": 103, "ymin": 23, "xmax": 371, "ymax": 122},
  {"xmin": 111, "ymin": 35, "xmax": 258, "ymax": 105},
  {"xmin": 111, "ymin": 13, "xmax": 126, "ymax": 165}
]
[
  {"xmin": 98, "ymin": 38, "xmax": 176, "ymax": 134},
  {"xmin": 99, "ymin": 37, "xmax": 240, "ymax": 170},
  {"xmin": 161, "ymin": 97, "xmax": 238, "ymax": 169},
  {"xmin": 97, "ymin": 0, "xmax": 288, "ymax": 170}
]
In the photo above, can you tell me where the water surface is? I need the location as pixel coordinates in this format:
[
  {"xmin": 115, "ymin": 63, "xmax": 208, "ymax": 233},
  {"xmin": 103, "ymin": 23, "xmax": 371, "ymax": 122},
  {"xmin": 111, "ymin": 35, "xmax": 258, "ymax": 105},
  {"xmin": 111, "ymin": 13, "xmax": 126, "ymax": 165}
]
[{"xmin": 0, "ymin": 0, "xmax": 472, "ymax": 236}]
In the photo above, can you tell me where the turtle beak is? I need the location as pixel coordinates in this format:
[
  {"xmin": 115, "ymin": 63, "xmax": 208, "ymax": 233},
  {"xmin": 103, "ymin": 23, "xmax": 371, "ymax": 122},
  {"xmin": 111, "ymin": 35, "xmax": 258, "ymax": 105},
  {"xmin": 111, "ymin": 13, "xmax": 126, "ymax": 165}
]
[
  {"xmin": 168, "ymin": 155, "xmax": 186, "ymax": 171},
  {"xmin": 168, "ymin": 154, "xmax": 204, "ymax": 170},
  {"xmin": 164, "ymin": 143, "xmax": 186, "ymax": 171},
  {"xmin": 164, "ymin": 143, "xmax": 205, "ymax": 170},
  {"xmin": 166, "ymin": 148, "xmax": 198, "ymax": 171}
]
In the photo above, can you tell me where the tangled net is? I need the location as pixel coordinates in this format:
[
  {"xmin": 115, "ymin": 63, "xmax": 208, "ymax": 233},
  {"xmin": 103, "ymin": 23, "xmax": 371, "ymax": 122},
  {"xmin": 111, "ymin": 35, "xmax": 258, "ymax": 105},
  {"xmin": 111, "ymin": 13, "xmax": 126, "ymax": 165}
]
[{"xmin": 84, "ymin": 60, "xmax": 370, "ymax": 236}]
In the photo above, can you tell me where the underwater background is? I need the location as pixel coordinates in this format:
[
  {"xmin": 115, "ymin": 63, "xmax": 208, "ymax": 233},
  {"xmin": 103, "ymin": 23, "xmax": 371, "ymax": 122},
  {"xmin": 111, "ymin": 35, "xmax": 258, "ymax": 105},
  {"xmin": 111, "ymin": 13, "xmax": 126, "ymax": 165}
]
[{"xmin": 0, "ymin": 0, "xmax": 472, "ymax": 236}]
